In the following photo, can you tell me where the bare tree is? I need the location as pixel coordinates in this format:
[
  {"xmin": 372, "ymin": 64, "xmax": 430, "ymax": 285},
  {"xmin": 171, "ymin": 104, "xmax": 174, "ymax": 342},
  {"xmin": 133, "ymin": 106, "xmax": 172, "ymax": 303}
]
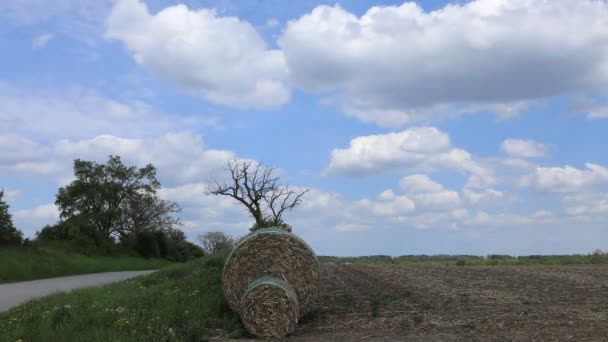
[
  {"xmin": 198, "ymin": 231, "xmax": 236, "ymax": 254},
  {"xmin": 207, "ymin": 160, "xmax": 309, "ymax": 231}
]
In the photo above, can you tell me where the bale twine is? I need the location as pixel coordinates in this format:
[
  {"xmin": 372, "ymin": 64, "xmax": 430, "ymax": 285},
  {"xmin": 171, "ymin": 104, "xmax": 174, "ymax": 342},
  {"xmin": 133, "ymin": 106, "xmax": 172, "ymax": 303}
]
[
  {"xmin": 222, "ymin": 227, "xmax": 320, "ymax": 316},
  {"xmin": 240, "ymin": 276, "xmax": 299, "ymax": 338}
]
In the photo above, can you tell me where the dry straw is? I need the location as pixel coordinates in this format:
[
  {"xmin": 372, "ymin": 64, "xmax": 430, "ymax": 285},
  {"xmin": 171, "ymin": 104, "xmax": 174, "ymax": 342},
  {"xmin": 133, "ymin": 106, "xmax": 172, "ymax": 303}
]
[
  {"xmin": 240, "ymin": 276, "xmax": 299, "ymax": 338},
  {"xmin": 222, "ymin": 227, "xmax": 320, "ymax": 316}
]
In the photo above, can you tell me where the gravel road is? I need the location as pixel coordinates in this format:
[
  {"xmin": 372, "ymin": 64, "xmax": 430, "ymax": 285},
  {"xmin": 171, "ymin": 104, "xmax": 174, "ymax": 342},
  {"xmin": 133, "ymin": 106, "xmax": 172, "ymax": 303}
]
[{"xmin": 0, "ymin": 270, "xmax": 155, "ymax": 312}]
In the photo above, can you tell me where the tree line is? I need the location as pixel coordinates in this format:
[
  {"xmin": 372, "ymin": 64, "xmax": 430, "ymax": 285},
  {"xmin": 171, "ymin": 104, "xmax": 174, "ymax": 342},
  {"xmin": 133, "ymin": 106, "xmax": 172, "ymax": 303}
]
[
  {"xmin": 2, "ymin": 156, "xmax": 309, "ymax": 259},
  {"xmin": 1, "ymin": 156, "xmax": 202, "ymax": 261}
]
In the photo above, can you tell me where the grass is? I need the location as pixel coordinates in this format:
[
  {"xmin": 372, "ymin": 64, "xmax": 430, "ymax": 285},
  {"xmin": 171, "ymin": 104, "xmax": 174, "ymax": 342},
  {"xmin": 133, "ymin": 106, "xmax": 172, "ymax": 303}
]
[
  {"xmin": 0, "ymin": 247, "xmax": 173, "ymax": 284},
  {"xmin": 0, "ymin": 251, "xmax": 243, "ymax": 341}
]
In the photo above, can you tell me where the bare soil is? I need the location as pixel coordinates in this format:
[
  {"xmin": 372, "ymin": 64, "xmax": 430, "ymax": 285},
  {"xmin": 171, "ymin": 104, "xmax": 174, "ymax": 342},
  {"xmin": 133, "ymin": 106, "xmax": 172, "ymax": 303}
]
[{"xmin": 229, "ymin": 263, "xmax": 608, "ymax": 341}]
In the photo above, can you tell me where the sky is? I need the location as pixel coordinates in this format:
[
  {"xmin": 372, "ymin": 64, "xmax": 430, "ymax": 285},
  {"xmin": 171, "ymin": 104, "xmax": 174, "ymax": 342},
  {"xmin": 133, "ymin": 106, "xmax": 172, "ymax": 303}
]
[{"xmin": 2, "ymin": 0, "xmax": 608, "ymax": 256}]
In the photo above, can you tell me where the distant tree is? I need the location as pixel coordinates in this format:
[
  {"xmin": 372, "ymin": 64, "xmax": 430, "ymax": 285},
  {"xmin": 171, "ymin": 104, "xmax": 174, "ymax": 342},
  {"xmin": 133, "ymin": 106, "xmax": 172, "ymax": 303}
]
[
  {"xmin": 198, "ymin": 231, "xmax": 236, "ymax": 255},
  {"xmin": 55, "ymin": 156, "xmax": 180, "ymax": 241},
  {"xmin": 0, "ymin": 189, "xmax": 23, "ymax": 246},
  {"xmin": 207, "ymin": 160, "xmax": 308, "ymax": 232}
]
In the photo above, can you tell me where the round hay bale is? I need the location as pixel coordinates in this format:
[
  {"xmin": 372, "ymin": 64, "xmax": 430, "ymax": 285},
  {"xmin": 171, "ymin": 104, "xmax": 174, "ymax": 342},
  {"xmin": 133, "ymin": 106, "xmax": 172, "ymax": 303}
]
[
  {"xmin": 240, "ymin": 276, "xmax": 299, "ymax": 338},
  {"xmin": 222, "ymin": 227, "xmax": 319, "ymax": 316}
]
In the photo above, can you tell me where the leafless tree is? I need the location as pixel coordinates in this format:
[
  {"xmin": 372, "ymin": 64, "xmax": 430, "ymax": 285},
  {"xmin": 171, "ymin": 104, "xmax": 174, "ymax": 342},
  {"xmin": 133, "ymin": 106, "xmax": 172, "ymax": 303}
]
[
  {"xmin": 207, "ymin": 160, "xmax": 309, "ymax": 231},
  {"xmin": 198, "ymin": 231, "xmax": 236, "ymax": 254}
]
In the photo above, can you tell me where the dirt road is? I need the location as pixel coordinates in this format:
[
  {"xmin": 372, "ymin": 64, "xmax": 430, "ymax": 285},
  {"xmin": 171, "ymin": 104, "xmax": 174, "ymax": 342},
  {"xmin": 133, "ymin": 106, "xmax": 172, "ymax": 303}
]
[
  {"xmin": 0, "ymin": 271, "xmax": 155, "ymax": 312},
  {"xmin": 272, "ymin": 263, "xmax": 608, "ymax": 341}
]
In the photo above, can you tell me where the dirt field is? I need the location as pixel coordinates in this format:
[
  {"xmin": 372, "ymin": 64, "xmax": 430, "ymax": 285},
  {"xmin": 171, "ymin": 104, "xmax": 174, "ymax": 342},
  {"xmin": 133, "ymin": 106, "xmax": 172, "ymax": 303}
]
[{"xmin": 237, "ymin": 263, "xmax": 608, "ymax": 341}]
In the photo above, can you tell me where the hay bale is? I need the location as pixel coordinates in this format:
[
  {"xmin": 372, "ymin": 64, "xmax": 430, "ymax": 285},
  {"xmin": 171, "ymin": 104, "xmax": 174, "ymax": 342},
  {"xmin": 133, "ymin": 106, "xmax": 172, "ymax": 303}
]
[
  {"xmin": 240, "ymin": 276, "xmax": 299, "ymax": 338},
  {"xmin": 222, "ymin": 227, "xmax": 319, "ymax": 316}
]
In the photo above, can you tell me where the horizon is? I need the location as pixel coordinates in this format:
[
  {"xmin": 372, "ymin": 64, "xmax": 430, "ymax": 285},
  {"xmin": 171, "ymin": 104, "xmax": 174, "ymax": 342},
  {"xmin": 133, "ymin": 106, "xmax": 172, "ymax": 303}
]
[{"xmin": 2, "ymin": 0, "xmax": 608, "ymax": 256}]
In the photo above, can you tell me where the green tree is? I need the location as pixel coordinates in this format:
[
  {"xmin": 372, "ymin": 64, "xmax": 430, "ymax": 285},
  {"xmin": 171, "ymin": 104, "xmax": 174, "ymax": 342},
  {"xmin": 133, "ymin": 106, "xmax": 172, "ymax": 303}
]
[
  {"xmin": 0, "ymin": 189, "xmax": 23, "ymax": 246},
  {"xmin": 55, "ymin": 156, "xmax": 180, "ymax": 242}
]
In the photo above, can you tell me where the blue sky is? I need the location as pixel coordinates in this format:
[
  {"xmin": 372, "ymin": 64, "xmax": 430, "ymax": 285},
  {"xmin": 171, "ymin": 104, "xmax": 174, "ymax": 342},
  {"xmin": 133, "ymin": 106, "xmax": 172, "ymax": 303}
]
[{"xmin": 2, "ymin": 0, "xmax": 608, "ymax": 256}]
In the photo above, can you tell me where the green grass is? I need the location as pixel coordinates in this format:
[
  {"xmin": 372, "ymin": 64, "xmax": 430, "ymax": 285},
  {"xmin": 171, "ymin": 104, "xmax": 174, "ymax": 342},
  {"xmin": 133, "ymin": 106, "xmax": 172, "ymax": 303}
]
[
  {"xmin": 0, "ymin": 247, "xmax": 172, "ymax": 284},
  {"xmin": 0, "ymin": 252, "xmax": 243, "ymax": 341}
]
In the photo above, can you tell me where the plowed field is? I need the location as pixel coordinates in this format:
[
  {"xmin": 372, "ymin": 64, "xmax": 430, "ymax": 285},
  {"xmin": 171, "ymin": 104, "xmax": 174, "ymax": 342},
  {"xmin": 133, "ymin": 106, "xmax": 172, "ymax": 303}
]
[{"xmin": 239, "ymin": 263, "xmax": 608, "ymax": 341}]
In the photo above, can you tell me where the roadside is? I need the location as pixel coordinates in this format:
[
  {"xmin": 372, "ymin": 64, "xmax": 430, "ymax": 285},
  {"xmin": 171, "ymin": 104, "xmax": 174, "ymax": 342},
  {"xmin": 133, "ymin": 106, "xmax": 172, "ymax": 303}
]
[
  {"xmin": 0, "ymin": 270, "xmax": 156, "ymax": 312},
  {"xmin": 0, "ymin": 247, "xmax": 171, "ymax": 284}
]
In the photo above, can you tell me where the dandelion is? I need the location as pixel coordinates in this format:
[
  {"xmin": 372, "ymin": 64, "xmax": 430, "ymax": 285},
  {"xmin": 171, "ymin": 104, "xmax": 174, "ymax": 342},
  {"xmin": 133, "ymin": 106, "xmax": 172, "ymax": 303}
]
[{"xmin": 114, "ymin": 317, "xmax": 130, "ymax": 328}]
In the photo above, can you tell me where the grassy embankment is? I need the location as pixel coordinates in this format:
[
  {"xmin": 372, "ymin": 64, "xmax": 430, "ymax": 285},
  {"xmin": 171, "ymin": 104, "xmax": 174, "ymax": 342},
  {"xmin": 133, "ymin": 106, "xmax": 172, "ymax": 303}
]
[
  {"xmin": 0, "ymin": 247, "xmax": 172, "ymax": 284},
  {"xmin": 0, "ymin": 251, "xmax": 243, "ymax": 341}
]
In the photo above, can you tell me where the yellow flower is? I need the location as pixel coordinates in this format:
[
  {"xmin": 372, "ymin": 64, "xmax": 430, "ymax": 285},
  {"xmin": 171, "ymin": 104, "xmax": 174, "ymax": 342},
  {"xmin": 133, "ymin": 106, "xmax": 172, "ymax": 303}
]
[{"xmin": 114, "ymin": 317, "xmax": 130, "ymax": 328}]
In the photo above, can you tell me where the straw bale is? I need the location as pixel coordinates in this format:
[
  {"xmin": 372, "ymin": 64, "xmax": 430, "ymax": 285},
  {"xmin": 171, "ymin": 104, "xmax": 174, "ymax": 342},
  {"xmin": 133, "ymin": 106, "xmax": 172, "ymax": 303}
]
[
  {"xmin": 240, "ymin": 276, "xmax": 299, "ymax": 338},
  {"xmin": 222, "ymin": 227, "xmax": 319, "ymax": 316}
]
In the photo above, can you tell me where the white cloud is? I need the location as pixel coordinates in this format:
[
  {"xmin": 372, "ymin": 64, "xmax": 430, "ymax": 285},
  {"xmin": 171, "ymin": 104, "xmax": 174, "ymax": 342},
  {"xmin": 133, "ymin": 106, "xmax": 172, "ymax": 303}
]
[
  {"xmin": 32, "ymin": 33, "xmax": 55, "ymax": 49},
  {"xmin": 106, "ymin": 0, "xmax": 289, "ymax": 109},
  {"xmin": 265, "ymin": 18, "xmax": 280, "ymax": 28},
  {"xmin": 326, "ymin": 126, "xmax": 494, "ymax": 188},
  {"xmin": 333, "ymin": 223, "xmax": 369, "ymax": 232},
  {"xmin": 462, "ymin": 187, "xmax": 504, "ymax": 205},
  {"xmin": 2, "ymin": 190, "xmax": 22, "ymax": 203},
  {"xmin": 0, "ymin": 134, "xmax": 48, "ymax": 163},
  {"xmin": 563, "ymin": 193, "xmax": 608, "ymax": 217},
  {"xmin": 501, "ymin": 139, "xmax": 549, "ymax": 158},
  {"xmin": 399, "ymin": 174, "xmax": 444, "ymax": 194},
  {"xmin": 54, "ymin": 132, "xmax": 236, "ymax": 185},
  {"xmin": 0, "ymin": 131, "xmax": 237, "ymax": 187},
  {"xmin": 568, "ymin": 95, "xmax": 608, "ymax": 119},
  {"xmin": 14, "ymin": 204, "xmax": 60, "ymax": 220},
  {"xmin": 1, "ymin": 0, "xmax": 113, "ymax": 46},
  {"xmin": 0, "ymin": 84, "xmax": 209, "ymax": 139},
  {"xmin": 399, "ymin": 174, "xmax": 461, "ymax": 211},
  {"xmin": 521, "ymin": 163, "xmax": 608, "ymax": 193},
  {"xmin": 279, "ymin": 0, "xmax": 608, "ymax": 126}
]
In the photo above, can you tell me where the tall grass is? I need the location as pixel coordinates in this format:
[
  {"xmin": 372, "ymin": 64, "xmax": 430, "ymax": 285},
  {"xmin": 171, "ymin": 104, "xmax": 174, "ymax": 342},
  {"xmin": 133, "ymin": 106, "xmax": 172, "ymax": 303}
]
[
  {"xmin": 0, "ymin": 252, "xmax": 243, "ymax": 341},
  {"xmin": 0, "ymin": 247, "xmax": 172, "ymax": 283}
]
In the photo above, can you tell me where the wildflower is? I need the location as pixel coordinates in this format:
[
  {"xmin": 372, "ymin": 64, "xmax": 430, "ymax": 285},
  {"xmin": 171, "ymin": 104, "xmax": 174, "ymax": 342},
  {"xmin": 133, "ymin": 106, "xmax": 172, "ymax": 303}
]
[{"xmin": 114, "ymin": 317, "xmax": 130, "ymax": 328}]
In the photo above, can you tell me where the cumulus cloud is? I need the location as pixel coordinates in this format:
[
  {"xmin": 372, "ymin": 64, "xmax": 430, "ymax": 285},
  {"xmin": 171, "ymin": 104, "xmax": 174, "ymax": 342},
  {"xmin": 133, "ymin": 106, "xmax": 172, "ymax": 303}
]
[
  {"xmin": 501, "ymin": 139, "xmax": 549, "ymax": 158},
  {"xmin": 521, "ymin": 163, "xmax": 608, "ymax": 193},
  {"xmin": 106, "ymin": 0, "xmax": 289, "ymax": 109},
  {"xmin": 55, "ymin": 132, "xmax": 237, "ymax": 185},
  {"xmin": 400, "ymin": 174, "xmax": 461, "ymax": 211},
  {"xmin": 279, "ymin": 0, "xmax": 608, "ymax": 126},
  {"xmin": 326, "ymin": 126, "xmax": 494, "ymax": 188},
  {"xmin": 462, "ymin": 187, "xmax": 504, "ymax": 205},
  {"xmin": 0, "ymin": 131, "xmax": 237, "ymax": 186}
]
